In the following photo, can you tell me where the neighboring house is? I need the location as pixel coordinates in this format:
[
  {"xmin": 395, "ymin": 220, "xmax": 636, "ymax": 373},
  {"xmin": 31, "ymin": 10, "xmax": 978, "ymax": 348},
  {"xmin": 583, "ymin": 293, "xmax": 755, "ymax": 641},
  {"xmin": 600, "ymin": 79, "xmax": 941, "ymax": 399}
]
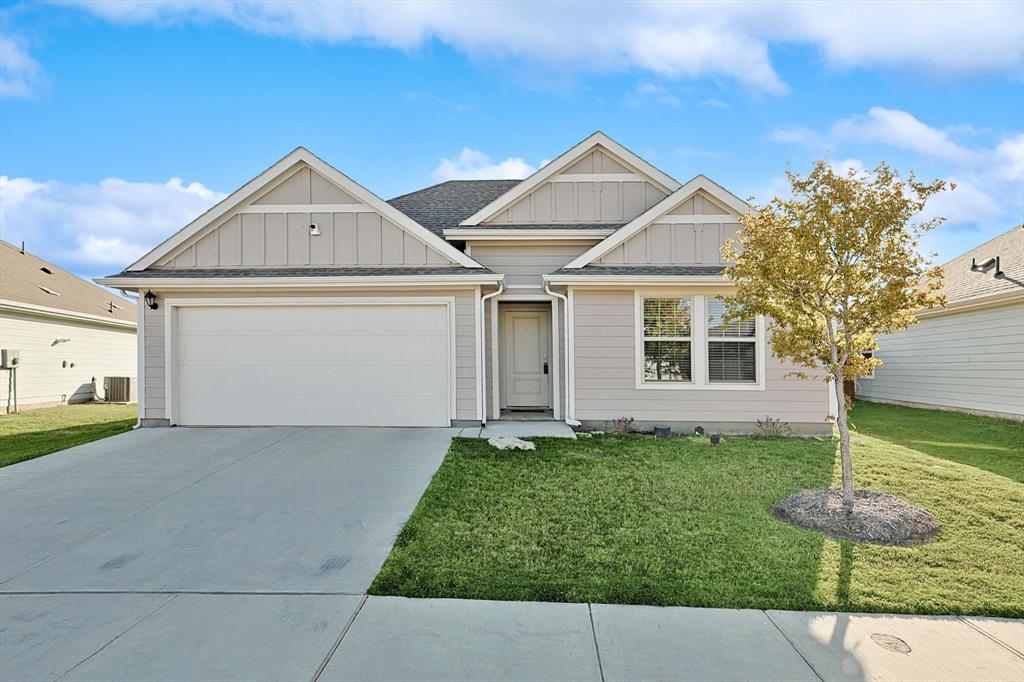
[
  {"xmin": 97, "ymin": 132, "xmax": 829, "ymax": 433},
  {"xmin": 1, "ymin": 240, "xmax": 137, "ymax": 412},
  {"xmin": 857, "ymin": 226, "xmax": 1024, "ymax": 421}
]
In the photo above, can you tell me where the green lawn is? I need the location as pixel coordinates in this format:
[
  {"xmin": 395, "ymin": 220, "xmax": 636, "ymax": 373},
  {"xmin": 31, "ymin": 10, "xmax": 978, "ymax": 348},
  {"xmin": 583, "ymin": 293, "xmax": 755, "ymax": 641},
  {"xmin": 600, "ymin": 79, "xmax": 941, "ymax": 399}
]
[
  {"xmin": 0, "ymin": 404, "xmax": 137, "ymax": 467},
  {"xmin": 371, "ymin": 420, "xmax": 1023, "ymax": 616},
  {"xmin": 851, "ymin": 400, "xmax": 1023, "ymax": 483}
]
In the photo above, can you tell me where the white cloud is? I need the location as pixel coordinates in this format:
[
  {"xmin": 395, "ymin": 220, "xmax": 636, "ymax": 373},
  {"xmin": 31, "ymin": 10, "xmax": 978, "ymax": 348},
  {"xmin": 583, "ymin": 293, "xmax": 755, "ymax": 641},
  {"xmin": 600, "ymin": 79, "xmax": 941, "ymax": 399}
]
[
  {"xmin": 0, "ymin": 175, "xmax": 224, "ymax": 275},
  {"xmin": 0, "ymin": 36, "xmax": 45, "ymax": 98},
  {"xmin": 64, "ymin": 1, "xmax": 1024, "ymax": 94},
  {"xmin": 627, "ymin": 83, "xmax": 681, "ymax": 107},
  {"xmin": 831, "ymin": 107, "xmax": 979, "ymax": 163},
  {"xmin": 432, "ymin": 148, "xmax": 538, "ymax": 181},
  {"xmin": 993, "ymin": 134, "xmax": 1024, "ymax": 183},
  {"xmin": 918, "ymin": 177, "xmax": 1002, "ymax": 226},
  {"xmin": 770, "ymin": 127, "xmax": 826, "ymax": 150}
]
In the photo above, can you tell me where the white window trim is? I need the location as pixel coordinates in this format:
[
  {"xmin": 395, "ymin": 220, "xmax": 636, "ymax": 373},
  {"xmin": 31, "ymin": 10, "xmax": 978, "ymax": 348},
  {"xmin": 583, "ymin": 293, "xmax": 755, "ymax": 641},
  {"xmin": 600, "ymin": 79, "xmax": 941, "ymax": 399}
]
[
  {"xmin": 163, "ymin": 296, "xmax": 457, "ymax": 426},
  {"xmin": 638, "ymin": 294, "xmax": 697, "ymax": 386},
  {"xmin": 634, "ymin": 291, "xmax": 766, "ymax": 391}
]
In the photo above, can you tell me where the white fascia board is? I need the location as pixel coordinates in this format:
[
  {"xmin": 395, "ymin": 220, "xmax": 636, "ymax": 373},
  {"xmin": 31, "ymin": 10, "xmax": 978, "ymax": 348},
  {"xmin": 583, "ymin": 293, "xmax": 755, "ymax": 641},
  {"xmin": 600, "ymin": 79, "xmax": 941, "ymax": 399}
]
[
  {"xmin": 128, "ymin": 147, "xmax": 484, "ymax": 271},
  {"xmin": 562, "ymin": 175, "xmax": 752, "ymax": 269},
  {"xmin": 94, "ymin": 273, "xmax": 504, "ymax": 290},
  {"xmin": 0, "ymin": 299, "xmax": 137, "ymax": 329},
  {"xmin": 542, "ymin": 274, "xmax": 733, "ymax": 286},
  {"xmin": 459, "ymin": 131, "xmax": 681, "ymax": 226},
  {"xmin": 444, "ymin": 228, "xmax": 615, "ymax": 241}
]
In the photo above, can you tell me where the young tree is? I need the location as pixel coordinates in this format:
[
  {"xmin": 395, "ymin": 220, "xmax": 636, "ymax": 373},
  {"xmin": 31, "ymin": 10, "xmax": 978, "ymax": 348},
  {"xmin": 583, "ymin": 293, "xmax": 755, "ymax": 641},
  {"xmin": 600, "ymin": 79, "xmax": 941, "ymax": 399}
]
[{"xmin": 722, "ymin": 161, "xmax": 949, "ymax": 509}]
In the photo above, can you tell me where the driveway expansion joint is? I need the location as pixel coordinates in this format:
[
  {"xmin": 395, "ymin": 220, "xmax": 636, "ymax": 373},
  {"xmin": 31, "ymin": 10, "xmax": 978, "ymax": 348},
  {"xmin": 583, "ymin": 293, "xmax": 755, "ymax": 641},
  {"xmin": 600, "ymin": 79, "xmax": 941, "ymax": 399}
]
[
  {"xmin": 587, "ymin": 603, "xmax": 607, "ymax": 682},
  {"xmin": 312, "ymin": 594, "xmax": 368, "ymax": 682},
  {"xmin": 958, "ymin": 616, "xmax": 1024, "ymax": 659},
  {"xmin": 762, "ymin": 609, "xmax": 825, "ymax": 681}
]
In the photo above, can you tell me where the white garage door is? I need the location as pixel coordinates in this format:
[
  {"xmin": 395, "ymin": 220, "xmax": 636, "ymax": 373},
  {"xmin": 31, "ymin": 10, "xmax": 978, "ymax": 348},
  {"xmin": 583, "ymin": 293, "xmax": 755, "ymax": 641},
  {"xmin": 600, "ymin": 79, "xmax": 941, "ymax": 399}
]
[{"xmin": 172, "ymin": 303, "xmax": 451, "ymax": 426}]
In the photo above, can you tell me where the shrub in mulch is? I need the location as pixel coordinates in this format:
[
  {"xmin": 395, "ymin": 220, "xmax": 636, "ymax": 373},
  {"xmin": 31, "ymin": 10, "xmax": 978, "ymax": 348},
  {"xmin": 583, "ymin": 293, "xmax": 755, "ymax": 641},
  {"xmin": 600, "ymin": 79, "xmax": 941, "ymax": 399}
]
[{"xmin": 772, "ymin": 488, "xmax": 941, "ymax": 546}]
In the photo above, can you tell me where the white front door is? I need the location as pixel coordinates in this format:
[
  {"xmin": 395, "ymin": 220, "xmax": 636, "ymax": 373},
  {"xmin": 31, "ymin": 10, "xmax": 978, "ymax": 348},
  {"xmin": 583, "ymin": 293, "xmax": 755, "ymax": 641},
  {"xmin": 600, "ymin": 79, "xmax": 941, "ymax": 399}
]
[{"xmin": 503, "ymin": 310, "xmax": 550, "ymax": 408}]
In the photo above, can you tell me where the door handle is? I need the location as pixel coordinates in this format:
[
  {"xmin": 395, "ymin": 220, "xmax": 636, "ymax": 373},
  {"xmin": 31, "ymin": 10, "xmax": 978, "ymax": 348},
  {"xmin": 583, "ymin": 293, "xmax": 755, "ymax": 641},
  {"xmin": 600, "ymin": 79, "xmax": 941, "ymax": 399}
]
[{"xmin": 543, "ymin": 362, "xmax": 549, "ymax": 375}]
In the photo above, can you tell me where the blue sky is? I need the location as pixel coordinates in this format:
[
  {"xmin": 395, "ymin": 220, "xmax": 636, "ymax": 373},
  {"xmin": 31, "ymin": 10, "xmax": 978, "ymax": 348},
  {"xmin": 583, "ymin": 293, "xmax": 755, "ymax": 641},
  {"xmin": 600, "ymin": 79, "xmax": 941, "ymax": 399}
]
[{"xmin": 1, "ymin": 1, "xmax": 1022, "ymax": 279}]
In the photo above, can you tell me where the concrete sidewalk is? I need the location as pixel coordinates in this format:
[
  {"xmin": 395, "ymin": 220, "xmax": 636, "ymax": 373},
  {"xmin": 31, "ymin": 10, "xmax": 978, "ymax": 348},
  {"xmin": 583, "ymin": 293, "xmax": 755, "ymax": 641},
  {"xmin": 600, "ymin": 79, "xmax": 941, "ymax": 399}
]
[{"xmin": 3, "ymin": 593, "xmax": 1020, "ymax": 681}]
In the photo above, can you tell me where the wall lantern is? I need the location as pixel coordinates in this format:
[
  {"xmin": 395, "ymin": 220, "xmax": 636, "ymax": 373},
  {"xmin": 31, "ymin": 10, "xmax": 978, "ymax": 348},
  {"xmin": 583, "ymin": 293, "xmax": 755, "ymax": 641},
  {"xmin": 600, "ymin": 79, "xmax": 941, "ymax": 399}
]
[{"xmin": 144, "ymin": 290, "xmax": 159, "ymax": 310}]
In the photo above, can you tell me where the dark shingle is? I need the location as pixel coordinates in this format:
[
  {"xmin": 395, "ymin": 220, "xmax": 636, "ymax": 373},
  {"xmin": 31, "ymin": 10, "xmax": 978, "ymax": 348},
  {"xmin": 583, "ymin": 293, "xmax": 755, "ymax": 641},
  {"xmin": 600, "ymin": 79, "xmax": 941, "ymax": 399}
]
[
  {"xmin": 104, "ymin": 266, "xmax": 493, "ymax": 279},
  {"xmin": 388, "ymin": 180, "xmax": 520, "ymax": 235},
  {"xmin": 550, "ymin": 265, "xmax": 726, "ymax": 277}
]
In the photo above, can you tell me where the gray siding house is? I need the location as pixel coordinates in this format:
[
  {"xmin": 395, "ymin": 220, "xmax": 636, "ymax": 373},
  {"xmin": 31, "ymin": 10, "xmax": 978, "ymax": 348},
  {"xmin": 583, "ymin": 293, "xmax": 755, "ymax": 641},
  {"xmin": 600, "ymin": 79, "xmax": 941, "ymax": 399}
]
[
  {"xmin": 97, "ymin": 132, "xmax": 830, "ymax": 433},
  {"xmin": 857, "ymin": 226, "xmax": 1024, "ymax": 420}
]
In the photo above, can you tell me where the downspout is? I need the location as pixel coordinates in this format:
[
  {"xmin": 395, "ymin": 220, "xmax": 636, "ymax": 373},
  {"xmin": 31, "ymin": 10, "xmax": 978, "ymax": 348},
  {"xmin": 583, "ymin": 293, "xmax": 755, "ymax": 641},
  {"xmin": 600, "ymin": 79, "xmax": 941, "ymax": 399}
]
[
  {"xmin": 544, "ymin": 282, "xmax": 579, "ymax": 427},
  {"xmin": 479, "ymin": 280, "xmax": 504, "ymax": 425}
]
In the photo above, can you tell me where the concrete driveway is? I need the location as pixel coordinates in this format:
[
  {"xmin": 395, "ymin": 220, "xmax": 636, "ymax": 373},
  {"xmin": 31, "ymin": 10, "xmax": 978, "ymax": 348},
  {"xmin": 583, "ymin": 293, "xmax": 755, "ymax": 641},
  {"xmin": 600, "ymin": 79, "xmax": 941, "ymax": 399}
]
[{"xmin": 0, "ymin": 426, "xmax": 455, "ymax": 680}]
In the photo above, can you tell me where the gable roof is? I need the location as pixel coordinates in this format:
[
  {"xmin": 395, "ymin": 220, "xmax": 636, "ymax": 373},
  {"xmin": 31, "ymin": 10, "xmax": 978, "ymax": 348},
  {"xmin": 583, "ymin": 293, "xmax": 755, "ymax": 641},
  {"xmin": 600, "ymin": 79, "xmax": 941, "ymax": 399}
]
[
  {"xmin": 388, "ymin": 180, "xmax": 519, "ymax": 236},
  {"xmin": 127, "ymin": 147, "xmax": 483, "ymax": 271},
  {"xmin": 0, "ymin": 240, "xmax": 136, "ymax": 325},
  {"xmin": 938, "ymin": 225, "xmax": 1023, "ymax": 304},
  {"xmin": 458, "ymin": 131, "xmax": 682, "ymax": 226},
  {"xmin": 563, "ymin": 175, "xmax": 750, "ymax": 269}
]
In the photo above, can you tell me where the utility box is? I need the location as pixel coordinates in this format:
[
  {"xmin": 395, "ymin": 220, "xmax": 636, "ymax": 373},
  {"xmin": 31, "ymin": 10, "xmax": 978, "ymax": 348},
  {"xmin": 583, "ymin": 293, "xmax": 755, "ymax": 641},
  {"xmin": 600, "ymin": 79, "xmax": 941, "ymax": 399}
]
[
  {"xmin": 104, "ymin": 376, "xmax": 136, "ymax": 403},
  {"xmin": 1, "ymin": 349, "xmax": 20, "ymax": 369}
]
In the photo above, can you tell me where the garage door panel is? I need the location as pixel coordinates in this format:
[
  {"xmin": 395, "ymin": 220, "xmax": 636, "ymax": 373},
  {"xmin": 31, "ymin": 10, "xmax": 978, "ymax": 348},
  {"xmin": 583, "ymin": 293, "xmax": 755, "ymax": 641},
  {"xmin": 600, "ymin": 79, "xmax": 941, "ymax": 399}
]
[
  {"xmin": 177, "ymin": 305, "xmax": 447, "ymax": 336},
  {"xmin": 177, "ymin": 364, "xmax": 449, "ymax": 398},
  {"xmin": 177, "ymin": 335, "xmax": 448, "ymax": 367},
  {"xmin": 173, "ymin": 304, "xmax": 451, "ymax": 426},
  {"xmin": 179, "ymin": 395, "xmax": 448, "ymax": 427}
]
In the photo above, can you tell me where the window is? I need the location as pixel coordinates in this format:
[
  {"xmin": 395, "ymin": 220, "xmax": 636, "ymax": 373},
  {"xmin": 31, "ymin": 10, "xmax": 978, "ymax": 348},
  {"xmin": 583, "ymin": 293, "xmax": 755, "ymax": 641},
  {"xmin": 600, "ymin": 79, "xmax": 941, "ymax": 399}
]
[
  {"xmin": 706, "ymin": 298, "xmax": 756, "ymax": 383},
  {"xmin": 861, "ymin": 351, "xmax": 875, "ymax": 379},
  {"xmin": 642, "ymin": 297, "xmax": 692, "ymax": 382}
]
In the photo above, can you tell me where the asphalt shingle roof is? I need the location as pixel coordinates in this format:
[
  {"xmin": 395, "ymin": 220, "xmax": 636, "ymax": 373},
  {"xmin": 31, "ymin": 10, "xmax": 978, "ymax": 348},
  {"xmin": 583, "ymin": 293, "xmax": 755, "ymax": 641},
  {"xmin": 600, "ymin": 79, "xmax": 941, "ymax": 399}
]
[
  {"xmin": 0, "ymin": 240, "xmax": 136, "ymax": 323},
  {"xmin": 937, "ymin": 225, "xmax": 1023, "ymax": 303},
  {"xmin": 387, "ymin": 180, "xmax": 520, "ymax": 235},
  {"xmin": 103, "ymin": 266, "xmax": 493, "ymax": 279},
  {"xmin": 550, "ymin": 265, "xmax": 726, "ymax": 277}
]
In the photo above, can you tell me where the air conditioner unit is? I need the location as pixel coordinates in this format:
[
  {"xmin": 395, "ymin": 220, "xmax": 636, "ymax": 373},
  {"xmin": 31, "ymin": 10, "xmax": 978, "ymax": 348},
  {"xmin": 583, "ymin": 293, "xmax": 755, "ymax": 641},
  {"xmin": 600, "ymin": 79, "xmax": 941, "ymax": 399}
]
[{"xmin": 104, "ymin": 376, "xmax": 136, "ymax": 403}]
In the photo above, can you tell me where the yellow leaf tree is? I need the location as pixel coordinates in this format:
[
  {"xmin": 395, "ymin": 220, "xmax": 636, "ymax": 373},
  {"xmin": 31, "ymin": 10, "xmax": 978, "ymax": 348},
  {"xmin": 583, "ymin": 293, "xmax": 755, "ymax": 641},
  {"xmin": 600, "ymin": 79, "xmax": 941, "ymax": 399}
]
[{"xmin": 723, "ymin": 161, "xmax": 948, "ymax": 509}]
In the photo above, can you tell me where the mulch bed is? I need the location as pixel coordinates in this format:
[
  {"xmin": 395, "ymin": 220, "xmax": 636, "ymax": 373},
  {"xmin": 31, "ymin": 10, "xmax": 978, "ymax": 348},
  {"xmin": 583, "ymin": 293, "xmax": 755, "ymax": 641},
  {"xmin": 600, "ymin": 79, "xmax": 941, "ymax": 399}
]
[{"xmin": 772, "ymin": 488, "xmax": 941, "ymax": 546}]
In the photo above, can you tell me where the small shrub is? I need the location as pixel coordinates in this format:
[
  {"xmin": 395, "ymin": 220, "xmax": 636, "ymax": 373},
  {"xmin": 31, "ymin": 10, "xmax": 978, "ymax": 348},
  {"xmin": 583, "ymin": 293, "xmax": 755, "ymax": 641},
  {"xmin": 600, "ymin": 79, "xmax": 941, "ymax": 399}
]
[
  {"xmin": 756, "ymin": 415, "xmax": 792, "ymax": 436},
  {"xmin": 611, "ymin": 416, "xmax": 636, "ymax": 434}
]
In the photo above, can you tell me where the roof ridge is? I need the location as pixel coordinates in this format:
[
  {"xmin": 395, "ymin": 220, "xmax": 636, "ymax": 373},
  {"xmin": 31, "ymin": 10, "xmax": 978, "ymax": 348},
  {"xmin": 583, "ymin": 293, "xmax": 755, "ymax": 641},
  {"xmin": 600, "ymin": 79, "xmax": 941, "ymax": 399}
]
[{"xmin": 387, "ymin": 178, "xmax": 521, "ymax": 202}]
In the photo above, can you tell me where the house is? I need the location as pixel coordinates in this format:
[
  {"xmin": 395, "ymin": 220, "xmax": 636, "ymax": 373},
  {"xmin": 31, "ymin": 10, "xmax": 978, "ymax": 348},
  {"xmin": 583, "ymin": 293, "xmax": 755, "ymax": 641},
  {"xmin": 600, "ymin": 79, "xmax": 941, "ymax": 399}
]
[
  {"xmin": 1, "ymin": 240, "xmax": 137, "ymax": 412},
  {"xmin": 857, "ymin": 225, "xmax": 1024, "ymax": 421},
  {"xmin": 96, "ymin": 132, "xmax": 829, "ymax": 433}
]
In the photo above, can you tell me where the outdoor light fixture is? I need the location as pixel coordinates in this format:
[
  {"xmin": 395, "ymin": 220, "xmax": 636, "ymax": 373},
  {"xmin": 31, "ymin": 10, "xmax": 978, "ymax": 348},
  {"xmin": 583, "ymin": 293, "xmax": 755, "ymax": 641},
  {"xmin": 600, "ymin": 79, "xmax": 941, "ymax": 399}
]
[{"xmin": 144, "ymin": 290, "xmax": 158, "ymax": 310}]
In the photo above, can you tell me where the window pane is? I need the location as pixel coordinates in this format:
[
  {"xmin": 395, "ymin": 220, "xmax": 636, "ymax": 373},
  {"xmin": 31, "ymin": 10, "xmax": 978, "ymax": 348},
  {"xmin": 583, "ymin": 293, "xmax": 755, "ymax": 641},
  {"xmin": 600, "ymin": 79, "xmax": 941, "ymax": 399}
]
[
  {"xmin": 707, "ymin": 298, "xmax": 755, "ymax": 337},
  {"xmin": 708, "ymin": 341, "xmax": 756, "ymax": 382},
  {"xmin": 644, "ymin": 340, "xmax": 691, "ymax": 382},
  {"xmin": 644, "ymin": 297, "xmax": 691, "ymax": 337}
]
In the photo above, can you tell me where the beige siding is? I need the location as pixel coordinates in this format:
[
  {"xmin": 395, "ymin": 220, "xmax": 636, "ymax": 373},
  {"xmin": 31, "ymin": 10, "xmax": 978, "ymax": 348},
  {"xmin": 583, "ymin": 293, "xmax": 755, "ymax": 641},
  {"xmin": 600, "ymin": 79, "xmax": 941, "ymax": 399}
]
[
  {"xmin": 469, "ymin": 241, "xmax": 595, "ymax": 294},
  {"xmin": 858, "ymin": 301, "xmax": 1024, "ymax": 419},
  {"xmin": 156, "ymin": 163, "xmax": 453, "ymax": 269},
  {"xmin": 0, "ymin": 311, "xmax": 136, "ymax": 409},
  {"xmin": 139, "ymin": 288, "xmax": 479, "ymax": 423},
  {"xmin": 484, "ymin": 147, "xmax": 669, "ymax": 225},
  {"xmin": 570, "ymin": 289, "xmax": 829, "ymax": 428},
  {"xmin": 600, "ymin": 191, "xmax": 741, "ymax": 265}
]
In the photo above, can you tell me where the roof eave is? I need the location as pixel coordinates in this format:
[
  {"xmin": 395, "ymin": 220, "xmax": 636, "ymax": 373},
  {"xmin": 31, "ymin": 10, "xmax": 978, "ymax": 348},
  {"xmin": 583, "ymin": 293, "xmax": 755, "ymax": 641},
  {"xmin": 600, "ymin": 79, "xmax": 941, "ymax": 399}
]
[{"xmin": 95, "ymin": 273, "xmax": 505, "ymax": 290}]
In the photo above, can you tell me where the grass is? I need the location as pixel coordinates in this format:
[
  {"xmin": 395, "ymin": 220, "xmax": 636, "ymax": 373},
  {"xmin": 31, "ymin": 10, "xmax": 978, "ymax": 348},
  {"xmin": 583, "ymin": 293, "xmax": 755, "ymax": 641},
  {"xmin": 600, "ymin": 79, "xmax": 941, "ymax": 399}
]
[
  {"xmin": 0, "ymin": 403, "xmax": 137, "ymax": 467},
  {"xmin": 850, "ymin": 400, "xmax": 1023, "ymax": 483},
  {"xmin": 371, "ymin": 421, "xmax": 1024, "ymax": 616}
]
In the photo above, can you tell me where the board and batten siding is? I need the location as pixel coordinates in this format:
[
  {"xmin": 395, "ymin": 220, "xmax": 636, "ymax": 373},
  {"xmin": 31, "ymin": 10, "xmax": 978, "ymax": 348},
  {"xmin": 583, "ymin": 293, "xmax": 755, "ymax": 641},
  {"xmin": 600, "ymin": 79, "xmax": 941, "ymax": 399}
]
[
  {"xmin": 599, "ymin": 191, "xmax": 741, "ymax": 265},
  {"xmin": 570, "ymin": 288, "xmax": 830, "ymax": 431},
  {"xmin": 484, "ymin": 148, "xmax": 668, "ymax": 225},
  {"xmin": 0, "ymin": 311, "xmax": 136, "ymax": 409},
  {"xmin": 139, "ymin": 288, "xmax": 479, "ymax": 423},
  {"xmin": 857, "ymin": 301, "xmax": 1024, "ymax": 420},
  {"xmin": 155, "ymin": 165, "xmax": 453, "ymax": 269}
]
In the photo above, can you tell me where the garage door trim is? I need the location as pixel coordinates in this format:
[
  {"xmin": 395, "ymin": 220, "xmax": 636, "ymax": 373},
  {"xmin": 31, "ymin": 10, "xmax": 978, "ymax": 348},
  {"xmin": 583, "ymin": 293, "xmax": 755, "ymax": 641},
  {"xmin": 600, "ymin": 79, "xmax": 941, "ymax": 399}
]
[{"xmin": 163, "ymin": 296, "xmax": 457, "ymax": 426}]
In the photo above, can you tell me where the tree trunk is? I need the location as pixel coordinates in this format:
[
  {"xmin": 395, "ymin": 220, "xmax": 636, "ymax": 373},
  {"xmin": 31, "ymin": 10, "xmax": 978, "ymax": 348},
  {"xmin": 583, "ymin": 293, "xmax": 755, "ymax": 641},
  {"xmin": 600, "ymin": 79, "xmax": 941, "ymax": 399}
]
[{"xmin": 832, "ymin": 369, "xmax": 855, "ymax": 510}]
